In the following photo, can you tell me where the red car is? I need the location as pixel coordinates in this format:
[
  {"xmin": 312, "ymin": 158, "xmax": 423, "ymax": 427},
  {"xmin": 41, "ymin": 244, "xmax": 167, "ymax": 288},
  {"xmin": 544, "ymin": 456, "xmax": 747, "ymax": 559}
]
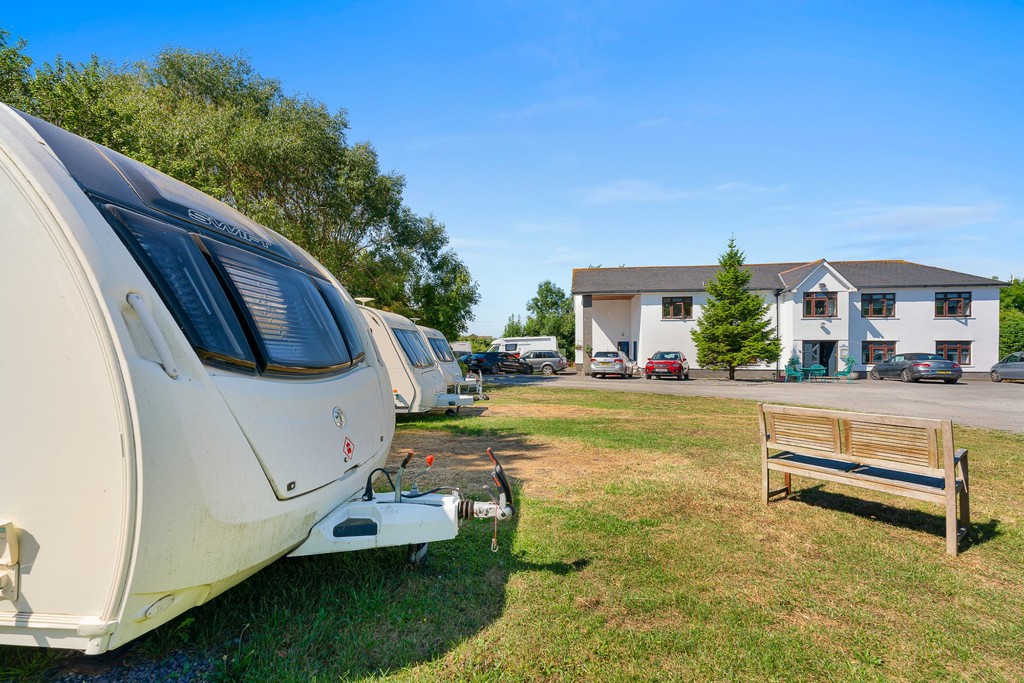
[{"xmin": 644, "ymin": 351, "xmax": 690, "ymax": 380}]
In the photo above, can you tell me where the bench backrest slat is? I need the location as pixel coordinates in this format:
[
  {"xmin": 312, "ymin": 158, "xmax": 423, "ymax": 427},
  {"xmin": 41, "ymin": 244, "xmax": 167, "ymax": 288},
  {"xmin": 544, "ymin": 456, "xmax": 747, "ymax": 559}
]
[{"xmin": 760, "ymin": 403, "xmax": 951, "ymax": 476}]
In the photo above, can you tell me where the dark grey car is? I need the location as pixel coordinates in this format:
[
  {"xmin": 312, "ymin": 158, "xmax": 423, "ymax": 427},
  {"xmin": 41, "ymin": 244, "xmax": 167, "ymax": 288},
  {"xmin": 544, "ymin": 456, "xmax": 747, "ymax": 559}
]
[
  {"xmin": 869, "ymin": 352, "xmax": 962, "ymax": 383},
  {"xmin": 991, "ymin": 352, "xmax": 1024, "ymax": 382},
  {"xmin": 520, "ymin": 350, "xmax": 568, "ymax": 375}
]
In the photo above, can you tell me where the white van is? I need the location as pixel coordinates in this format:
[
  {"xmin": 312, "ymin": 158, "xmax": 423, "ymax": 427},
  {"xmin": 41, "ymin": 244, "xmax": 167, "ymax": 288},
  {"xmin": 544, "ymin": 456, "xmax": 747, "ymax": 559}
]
[
  {"xmin": 359, "ymin": 308, "xmax": 475, "ymax": 413},
  {"xmin": 418, "ymin": 325, "xmax": 484, "ymax": 402},
  {"xmin": 0, "ymin": 105, "xmax": 510, "ymax": 654},
  {"xmin": 486, "ymin": 336, "xmax": 558, "ymax": 356}
]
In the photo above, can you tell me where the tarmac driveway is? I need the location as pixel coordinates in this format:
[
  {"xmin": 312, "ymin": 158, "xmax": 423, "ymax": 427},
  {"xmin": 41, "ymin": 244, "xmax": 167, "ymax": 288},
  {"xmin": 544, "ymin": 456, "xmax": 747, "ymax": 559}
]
[{"xmin": 489, "ymin": 372, "xmax": 1024, "ymax": 433}]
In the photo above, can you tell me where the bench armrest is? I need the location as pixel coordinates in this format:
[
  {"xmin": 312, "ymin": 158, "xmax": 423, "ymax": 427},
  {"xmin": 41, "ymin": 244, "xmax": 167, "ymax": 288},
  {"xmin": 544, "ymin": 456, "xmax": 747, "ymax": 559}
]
[{"xmin": 954, "ymin": 448, "xmax": 968, "ymax": 463}]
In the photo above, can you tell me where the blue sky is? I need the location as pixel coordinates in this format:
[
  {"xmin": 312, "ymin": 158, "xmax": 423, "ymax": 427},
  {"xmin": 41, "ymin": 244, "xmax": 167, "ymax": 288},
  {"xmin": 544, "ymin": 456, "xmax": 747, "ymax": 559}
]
[{"xmin": 5, "ymin": 1, "xmax": 1022, "ymax": 336}]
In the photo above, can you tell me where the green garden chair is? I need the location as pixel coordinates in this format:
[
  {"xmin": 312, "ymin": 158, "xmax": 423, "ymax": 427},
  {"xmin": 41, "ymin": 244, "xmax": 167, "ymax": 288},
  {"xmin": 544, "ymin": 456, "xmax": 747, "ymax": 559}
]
[
  {"xmin": 833, "ymin": 357, "xmax": 856, "ymax": 383},
  {"xmin": 784, "ymin": 363, "xmax": 803, "ymax": 382}
]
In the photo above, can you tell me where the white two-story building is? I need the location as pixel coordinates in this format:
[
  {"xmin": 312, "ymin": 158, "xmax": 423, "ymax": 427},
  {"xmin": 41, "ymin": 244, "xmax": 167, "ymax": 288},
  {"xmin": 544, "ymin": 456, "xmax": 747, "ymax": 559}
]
[{"xmin": 573, "ymin": 259, "xmax": 1004, "ymax": 377}]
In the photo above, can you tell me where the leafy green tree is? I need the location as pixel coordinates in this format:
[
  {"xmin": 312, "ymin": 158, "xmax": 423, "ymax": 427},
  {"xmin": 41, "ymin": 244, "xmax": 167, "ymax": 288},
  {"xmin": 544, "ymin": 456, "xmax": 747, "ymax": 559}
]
[
  {"xmin": 523, "ymin": 280, "xmax": 575, "ymax": 355},
  {"xmin": 460, "ymin": 335, "xmax": 493, "ymax": 353},
  {"xmin": 691, "ymin": 237, "xmax": 782, "ymax": 379},
  {"xmin": 1000, "ymin": 308, "xmax": 1024, "ymax": 358},
  {"xmin": 1001, "ymin": 277, "xmax": 1024, "ymax": 314},
  {"xmin": 503, "ymin": 314, "xmax": 527, "ymax": 337},
  {"xmin": 0, "ymin": 28, "xmax": 32, "ymax": 108}
]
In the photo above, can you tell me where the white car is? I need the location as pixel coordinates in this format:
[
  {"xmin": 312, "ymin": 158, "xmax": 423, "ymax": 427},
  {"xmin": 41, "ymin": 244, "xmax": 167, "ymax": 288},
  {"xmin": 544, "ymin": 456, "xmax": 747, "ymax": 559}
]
[{"xmin": 589, "ymin": 350, "xmax": 634, "ymax": 378}]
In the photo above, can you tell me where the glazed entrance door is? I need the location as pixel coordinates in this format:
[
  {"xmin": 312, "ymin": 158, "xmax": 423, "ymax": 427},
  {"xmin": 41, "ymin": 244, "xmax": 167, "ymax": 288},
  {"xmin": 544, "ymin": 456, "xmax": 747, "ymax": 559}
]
[{"xmin": 802, "ymin": 341, "xmax": 838, "ymax": 375}]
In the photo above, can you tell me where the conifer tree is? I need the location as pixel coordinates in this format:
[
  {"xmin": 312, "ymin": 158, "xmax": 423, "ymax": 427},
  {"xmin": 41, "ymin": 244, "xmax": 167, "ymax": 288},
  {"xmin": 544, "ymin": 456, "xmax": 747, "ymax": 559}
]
[{"xmin": 691, "ymin": 238, "xmax": 782, "ymax": 379}]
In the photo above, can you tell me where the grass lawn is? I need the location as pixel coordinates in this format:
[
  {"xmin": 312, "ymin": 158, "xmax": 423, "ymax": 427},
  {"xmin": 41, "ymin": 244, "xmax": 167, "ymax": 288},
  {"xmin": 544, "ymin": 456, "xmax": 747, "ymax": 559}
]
[{"xmin": 3, "ymin": 385, "xmax": 1022, "ymax": 681}]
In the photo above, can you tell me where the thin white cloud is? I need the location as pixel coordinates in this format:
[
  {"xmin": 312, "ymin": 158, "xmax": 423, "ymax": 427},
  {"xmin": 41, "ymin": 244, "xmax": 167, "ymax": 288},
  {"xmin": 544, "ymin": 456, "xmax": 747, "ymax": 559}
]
[
  {"xmin": 835, "ymin": 202, "xmax": 999, "ymax": 232},
  {"xmin": 576, "ymin": 179, "xmax": 787, "ymax": 205},
  {"xmin": 497, "ymin": 95, "xmax": 592, "ymax": 120}
]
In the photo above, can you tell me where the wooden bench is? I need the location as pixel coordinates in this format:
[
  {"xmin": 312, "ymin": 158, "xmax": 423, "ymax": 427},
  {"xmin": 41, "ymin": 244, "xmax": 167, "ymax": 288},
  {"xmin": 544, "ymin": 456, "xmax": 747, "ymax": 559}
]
[{"xmin": 758, "ymin": 403, "xmax": 970, "ymax": 555}]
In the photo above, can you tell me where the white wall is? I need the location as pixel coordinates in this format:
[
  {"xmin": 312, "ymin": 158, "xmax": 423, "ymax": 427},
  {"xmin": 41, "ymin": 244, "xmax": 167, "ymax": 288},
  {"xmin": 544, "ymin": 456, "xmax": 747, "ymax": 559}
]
[
  {"xmin": 591, "ymin": 299, "xmax": 632, "ymax": 354},
  {"xmin": 788, "ymin": 268, "xmax": 852, "ymax": 368},
  {"xmin": 849, "ymin": 287, "xmax": 1001, "ymax": 369}
]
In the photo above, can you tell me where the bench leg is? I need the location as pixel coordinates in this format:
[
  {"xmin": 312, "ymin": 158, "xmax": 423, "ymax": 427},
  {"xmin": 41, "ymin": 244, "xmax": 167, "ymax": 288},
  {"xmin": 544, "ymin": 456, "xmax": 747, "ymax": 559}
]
[
  {"xmin": 762, "ymin": 460, "xmax": 769, "ymax": 504},
  {"xmin": 960, "ymin": 458, "xmax": 971, "ymax": 532},
  {"xmin": 946, "ymin": 489, "xmax": 959, "ymax": 556},
  {"xmin": 784, "ymin": 472, "xmax": 792, "ymax": 496}
]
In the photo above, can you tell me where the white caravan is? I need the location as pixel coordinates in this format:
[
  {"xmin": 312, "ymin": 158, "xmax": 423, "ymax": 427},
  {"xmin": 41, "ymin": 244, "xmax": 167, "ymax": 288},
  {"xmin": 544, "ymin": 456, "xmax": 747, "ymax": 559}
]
[
  {"xmin": 0, "ymin": 106, "xmax": 511, "ymax": 654},
  {"xmin": 359, "ymin": 308, "xmax": 475, "ymax": 413},
  {"xmin": 418, "ymin": 325, "xmax": 484, "ymax": 402},
  {"xmin": 486, "ymin": 336, "xmax": 558, "ymax": 355}
]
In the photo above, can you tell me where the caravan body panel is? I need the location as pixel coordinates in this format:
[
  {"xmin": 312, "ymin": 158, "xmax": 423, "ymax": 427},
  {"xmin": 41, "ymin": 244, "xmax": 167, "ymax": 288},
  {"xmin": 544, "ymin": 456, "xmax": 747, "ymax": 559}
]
[{"xmin": 0, "ymin": 106, "xmax": 398, "ymax": 652}]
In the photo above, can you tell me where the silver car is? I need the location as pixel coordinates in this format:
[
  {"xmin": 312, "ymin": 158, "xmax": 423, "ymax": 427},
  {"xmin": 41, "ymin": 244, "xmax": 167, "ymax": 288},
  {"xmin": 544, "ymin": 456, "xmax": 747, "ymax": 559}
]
[
  {"xmin": 991, "ymin": 351, "xmax": 1024, "ymax": 382},
  {"xmin": 589, "ymin": 350, "xmax": 634, "ymax": 378},
  {"xmin": 520, "ymin": 350, "xmax": 568, "ymax": 375}
]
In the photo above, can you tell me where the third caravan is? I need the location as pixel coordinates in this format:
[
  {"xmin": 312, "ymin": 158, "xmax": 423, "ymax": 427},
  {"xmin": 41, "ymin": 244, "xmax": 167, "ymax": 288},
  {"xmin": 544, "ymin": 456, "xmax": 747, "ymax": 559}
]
[{"xmin": 486, "ymin": 336, "xmax": 557, "ymax": 356}]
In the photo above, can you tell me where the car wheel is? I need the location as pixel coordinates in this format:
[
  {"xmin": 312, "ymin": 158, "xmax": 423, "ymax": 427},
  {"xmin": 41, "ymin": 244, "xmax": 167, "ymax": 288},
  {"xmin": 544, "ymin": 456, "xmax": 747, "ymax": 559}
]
[
  {"xmin": 944, "ymin": 378, "xmax": 958, "ymax": 384},
  {"xmin": 490, "ymin": 363, "xmax": 501, "ymax": 374},
  {"xmin": 991, "ymin": 370, "xmax": 1002, "ymax": 382},
  {"xmin": 542, "ymin": 364, "xmax": 555, "ymax": 375},
  {"xmin": 522, "ymin": 366, "xmax": 533, "ymax": 375},
  {"xmin": 683, "ymin": 371, "xmax": 689, "ymax": 380},
  {"xmin": 645, "ymin": 374, "xmax": 652, "ymax": 380},
  {"xmin": 900, "ymin": 368, "xmax": 915, "ymax": 383},
  {"xmin": 869, "ymin": 368, "xmax": 881, "ymax": 380}
]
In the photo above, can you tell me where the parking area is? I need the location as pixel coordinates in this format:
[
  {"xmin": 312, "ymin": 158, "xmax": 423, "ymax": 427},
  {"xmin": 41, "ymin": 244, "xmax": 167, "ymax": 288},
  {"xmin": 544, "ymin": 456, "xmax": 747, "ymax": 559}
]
[{"xmin": 486, "ymin": 372, "xmax": 1024, "ymax": 433}]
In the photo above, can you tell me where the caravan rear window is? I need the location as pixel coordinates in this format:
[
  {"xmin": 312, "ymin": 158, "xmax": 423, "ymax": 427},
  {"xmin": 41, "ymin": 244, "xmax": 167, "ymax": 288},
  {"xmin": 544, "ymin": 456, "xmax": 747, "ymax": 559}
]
[
  {"xmin": 205, "ymin": 239, "xmax": 353, "ymax": 373},
  {"xmin": 104, "ymin": 204, "xmax": 364, "ymax": 376},
  {"xmin": 427, "ymin": 337, "xmax": 455, "ymax": 362},
  {"xmin": 394, "ymin": 329, "xmax": 435, "ymax": 368}
]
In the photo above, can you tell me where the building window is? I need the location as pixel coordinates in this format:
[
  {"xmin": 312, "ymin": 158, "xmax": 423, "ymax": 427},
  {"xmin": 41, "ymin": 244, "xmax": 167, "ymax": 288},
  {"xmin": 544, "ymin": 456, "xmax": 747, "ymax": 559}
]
[
  {"xmin": 935, "ymin": 291, "xmax": 971, "ymax": 317},
  {"xmin": 861, "ymin": 293, "xmax": 895, "ymax": 318},
  {"xmin": 862, "ymin": 341, "xmax": 896, "ymax": 364},
  {"xmin": 936, "ymin": 340, "xmax": 971, "ymax": 365},
  {"xmin": 662, "ymin": 296, "xmax": 693, "ymax": 319},
  {"xmin": 803, "ymin": 292, "xmax": 837, "ymax": 317}
]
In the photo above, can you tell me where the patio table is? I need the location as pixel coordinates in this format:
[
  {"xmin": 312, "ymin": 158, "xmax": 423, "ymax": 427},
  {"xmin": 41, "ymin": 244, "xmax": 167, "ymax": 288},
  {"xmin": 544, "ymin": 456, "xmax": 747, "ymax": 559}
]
[{"xmin": 803, "ymin": 364, "xmax": 827, "ymax": 382}]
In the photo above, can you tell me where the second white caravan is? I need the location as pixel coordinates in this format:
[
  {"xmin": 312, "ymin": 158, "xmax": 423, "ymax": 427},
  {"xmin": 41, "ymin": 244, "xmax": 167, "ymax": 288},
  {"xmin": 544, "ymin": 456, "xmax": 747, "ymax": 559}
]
[
  {"xmin": 419, "ymin": 325, "xmax": 484, "ymax": 402},
  {"xmin": 359, "ymin": 307, "xmax": 475, "ymax": 413}
]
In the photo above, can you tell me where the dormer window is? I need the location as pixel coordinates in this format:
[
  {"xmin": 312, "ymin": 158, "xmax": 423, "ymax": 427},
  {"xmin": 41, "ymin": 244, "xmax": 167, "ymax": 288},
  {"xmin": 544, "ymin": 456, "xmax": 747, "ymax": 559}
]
[{"xmin": 803, "ymin": 291, "xmax": 836, "ymax": 317}]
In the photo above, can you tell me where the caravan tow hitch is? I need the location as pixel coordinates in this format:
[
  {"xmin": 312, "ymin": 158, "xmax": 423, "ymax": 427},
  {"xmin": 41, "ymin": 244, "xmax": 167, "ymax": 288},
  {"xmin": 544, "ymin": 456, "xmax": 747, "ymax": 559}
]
[{"xmin": 357, "ymin": 447, "xmax": 515, "ymax": 561}]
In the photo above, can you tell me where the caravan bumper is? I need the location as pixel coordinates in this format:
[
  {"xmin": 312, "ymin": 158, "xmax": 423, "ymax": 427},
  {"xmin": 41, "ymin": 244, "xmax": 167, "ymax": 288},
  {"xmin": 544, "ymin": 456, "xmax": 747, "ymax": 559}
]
[
  {"xmin": 288, "ymin": 494, "xmax": 460, "ymax": 557},
  {"xmin": 438, "ymin": 392, "xmax": 475, "ymax": 408}
]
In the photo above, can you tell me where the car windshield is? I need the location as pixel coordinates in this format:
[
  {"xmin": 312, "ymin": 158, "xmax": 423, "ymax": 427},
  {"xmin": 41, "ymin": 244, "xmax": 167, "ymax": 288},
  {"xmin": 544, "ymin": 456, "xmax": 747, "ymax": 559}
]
[
  {"xmin": 652, "ymin": 352, "xmax": 679, "ymax": 360},
  {"xmin": 595, "ymin": 351, "xmax": 618, "ymax": 358},
  {"xmin": 907, "ymin": 353, "xmax": 945, "ymax": 361}
]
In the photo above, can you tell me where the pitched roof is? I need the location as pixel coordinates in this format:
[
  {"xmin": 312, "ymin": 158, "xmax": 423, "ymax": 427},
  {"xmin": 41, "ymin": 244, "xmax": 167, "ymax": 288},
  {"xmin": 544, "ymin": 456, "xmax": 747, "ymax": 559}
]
[{"xmin": 572, "ymin": 260, "xmax": 1003, "ymax": 294}]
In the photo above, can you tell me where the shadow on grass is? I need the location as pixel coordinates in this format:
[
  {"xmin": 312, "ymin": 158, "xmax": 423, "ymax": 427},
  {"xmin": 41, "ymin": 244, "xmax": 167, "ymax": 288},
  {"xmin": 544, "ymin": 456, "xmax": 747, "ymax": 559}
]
[{"xmin": 790, "ymin": 485, "xmax": 1002, "ymax": 551}]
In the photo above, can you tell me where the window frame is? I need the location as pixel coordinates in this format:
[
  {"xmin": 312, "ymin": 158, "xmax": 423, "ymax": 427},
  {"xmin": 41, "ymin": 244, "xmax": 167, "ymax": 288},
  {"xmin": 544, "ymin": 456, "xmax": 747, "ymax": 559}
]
[
  {"xmin": 862, "ymin": 340, "xmax": 897, "ymax": 364},
  {"xmin": 803, "ymin": 291, "xmax": 837, "ymax": 318},
  {"xmin": 861, "ymin": 293, "xmax": 895, "ymax": 318},
  {"xmin": 936, "ymin": 340, "xmax": 972, "ymax": 365},
  {"xmin": 935, "ymin": 291, "xmax": 972, "ymax": 317},
  {"xmin": 662, "ymin": 296, "xmax": 693, "ymax": 320}
]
